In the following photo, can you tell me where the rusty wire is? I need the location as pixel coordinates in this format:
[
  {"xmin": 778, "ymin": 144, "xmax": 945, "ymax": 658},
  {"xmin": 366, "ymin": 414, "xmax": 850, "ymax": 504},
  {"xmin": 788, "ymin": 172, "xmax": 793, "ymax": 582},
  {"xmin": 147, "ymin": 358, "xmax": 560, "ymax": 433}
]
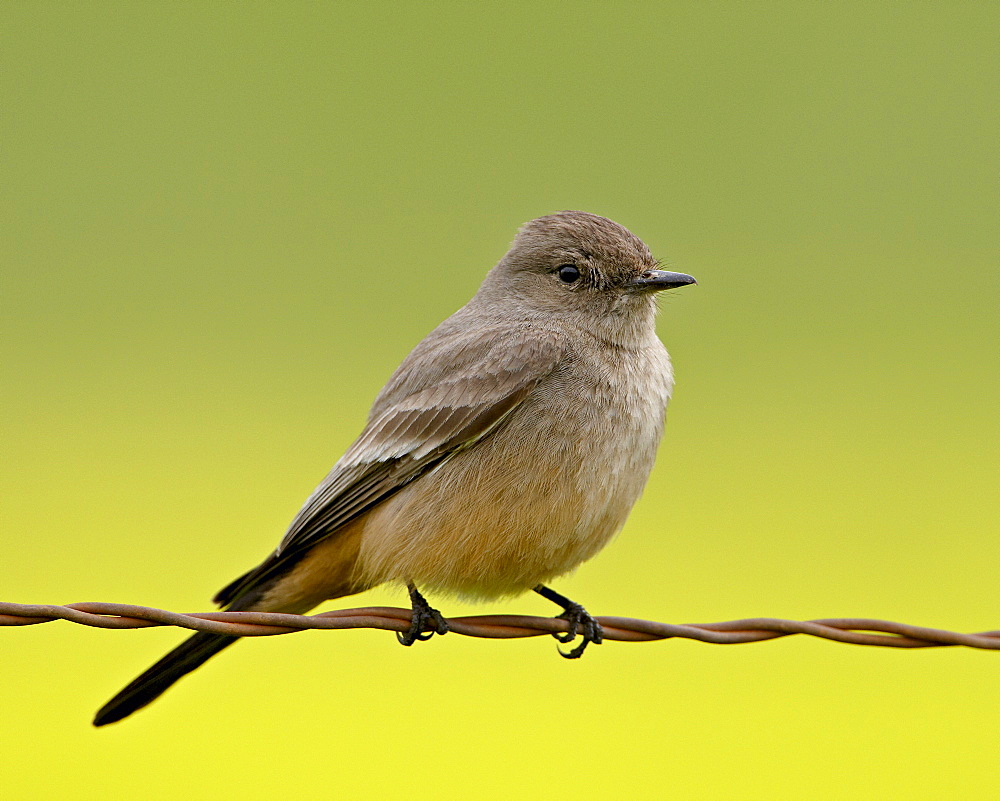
[{"xmin": 1, "ymin": 601, "xmax": 998, "ymax": 649}]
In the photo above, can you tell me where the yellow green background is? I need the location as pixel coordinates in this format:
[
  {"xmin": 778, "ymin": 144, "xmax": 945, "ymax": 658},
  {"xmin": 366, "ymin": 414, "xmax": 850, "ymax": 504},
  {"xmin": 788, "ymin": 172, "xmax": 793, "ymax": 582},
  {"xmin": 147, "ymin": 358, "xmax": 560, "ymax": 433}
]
[{"xmin": 2, "ymin": 2, "xmax": 997, "ymax": 798}]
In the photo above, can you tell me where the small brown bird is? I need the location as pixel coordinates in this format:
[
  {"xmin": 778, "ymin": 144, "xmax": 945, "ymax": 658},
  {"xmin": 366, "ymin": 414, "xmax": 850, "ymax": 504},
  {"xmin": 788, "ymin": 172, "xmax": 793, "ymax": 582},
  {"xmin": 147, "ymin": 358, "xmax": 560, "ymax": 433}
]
[{"xmin": 94, "ymin": 210, "xmax": 696, "ymax": 726}]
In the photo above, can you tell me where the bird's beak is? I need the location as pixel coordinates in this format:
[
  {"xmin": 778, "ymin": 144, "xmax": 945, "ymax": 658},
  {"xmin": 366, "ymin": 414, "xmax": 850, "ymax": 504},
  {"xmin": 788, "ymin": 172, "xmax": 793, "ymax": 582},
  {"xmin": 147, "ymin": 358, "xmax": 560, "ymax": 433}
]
[{"xmin": 628, "ymin": 270, "xmax": 697, "ymax": 292}]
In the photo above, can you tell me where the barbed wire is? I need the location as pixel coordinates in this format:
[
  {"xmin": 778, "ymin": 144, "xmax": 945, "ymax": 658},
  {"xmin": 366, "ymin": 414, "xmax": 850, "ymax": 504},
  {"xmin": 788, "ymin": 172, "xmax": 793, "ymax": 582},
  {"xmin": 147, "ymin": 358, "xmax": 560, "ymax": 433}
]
[{"xmin": 2, "ymin": 602, "xmax": 998, "ymax": 649}]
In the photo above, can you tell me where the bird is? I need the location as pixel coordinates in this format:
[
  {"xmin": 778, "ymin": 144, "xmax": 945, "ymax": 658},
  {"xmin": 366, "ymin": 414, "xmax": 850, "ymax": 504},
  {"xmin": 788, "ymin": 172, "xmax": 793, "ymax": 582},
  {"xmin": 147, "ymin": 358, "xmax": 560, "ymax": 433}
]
[{"xmin": 93, "ymin": 210, "xmax": 696, "ymax": 726}]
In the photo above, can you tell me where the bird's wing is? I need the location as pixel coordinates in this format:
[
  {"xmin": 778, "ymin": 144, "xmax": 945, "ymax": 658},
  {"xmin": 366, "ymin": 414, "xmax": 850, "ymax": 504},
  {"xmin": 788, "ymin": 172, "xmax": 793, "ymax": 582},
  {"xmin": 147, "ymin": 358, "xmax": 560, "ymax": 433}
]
[{"xmin": 213, "ymin": 324, "xmax": 565, "ymax": 607}]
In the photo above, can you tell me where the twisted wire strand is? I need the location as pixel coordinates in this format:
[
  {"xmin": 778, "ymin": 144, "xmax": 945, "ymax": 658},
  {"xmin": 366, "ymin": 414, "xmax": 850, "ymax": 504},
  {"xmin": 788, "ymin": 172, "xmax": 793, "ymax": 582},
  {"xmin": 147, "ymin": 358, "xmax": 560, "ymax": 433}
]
[{"xmin": 2, "ymin": 602, "xmax": 998, "ymax": 649}]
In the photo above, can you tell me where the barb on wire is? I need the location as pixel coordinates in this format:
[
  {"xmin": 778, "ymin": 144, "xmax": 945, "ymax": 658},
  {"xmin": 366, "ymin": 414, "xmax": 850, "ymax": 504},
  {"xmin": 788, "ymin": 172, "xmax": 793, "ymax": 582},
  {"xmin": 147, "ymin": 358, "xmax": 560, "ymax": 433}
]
[{"xmin": 1, "ymin": 602, "xmax": 998, "ymax": 649}]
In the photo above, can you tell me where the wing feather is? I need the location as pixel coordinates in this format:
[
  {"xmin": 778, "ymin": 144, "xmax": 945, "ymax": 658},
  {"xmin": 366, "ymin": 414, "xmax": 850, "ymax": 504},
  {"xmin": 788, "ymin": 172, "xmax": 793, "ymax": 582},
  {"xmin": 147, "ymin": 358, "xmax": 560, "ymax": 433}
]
[{"xmin": 213, "ymin": 324, "xmax": 565, "ymax": 607}]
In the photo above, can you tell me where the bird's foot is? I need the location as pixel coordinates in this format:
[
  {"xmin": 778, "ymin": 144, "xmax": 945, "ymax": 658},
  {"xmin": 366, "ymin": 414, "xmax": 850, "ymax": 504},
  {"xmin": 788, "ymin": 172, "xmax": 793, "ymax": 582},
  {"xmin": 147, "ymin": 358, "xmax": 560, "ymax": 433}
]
[
  {"xmin": 397, "ymin": 583, "xmax": 449, "ymax": 646},
  {"xmin": 534, "ymin": 585, "xmax": 603, "ymax": 659},
  {"xmin": 554, "ymin": 602, "xmax": 603, "ymax": 659}
]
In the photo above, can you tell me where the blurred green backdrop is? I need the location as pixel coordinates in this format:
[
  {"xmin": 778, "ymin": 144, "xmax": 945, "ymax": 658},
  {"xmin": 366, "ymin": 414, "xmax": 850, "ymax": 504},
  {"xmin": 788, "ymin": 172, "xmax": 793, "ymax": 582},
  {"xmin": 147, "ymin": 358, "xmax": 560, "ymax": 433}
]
[{"xmin": 2, "ymin": 2, "xmax": 997, "ymax": 799}]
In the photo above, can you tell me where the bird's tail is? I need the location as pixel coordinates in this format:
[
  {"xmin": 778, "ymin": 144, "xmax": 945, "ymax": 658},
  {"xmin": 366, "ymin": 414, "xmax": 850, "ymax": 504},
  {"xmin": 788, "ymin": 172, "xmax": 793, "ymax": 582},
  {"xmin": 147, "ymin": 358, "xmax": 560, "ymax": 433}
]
[
  {"xmin": 93, "ymin": 630, "xmax": 238, "ymax": 727},
  {"xmin": 94, "ymin": 520, "xmax": 369, "ymax": 726}
]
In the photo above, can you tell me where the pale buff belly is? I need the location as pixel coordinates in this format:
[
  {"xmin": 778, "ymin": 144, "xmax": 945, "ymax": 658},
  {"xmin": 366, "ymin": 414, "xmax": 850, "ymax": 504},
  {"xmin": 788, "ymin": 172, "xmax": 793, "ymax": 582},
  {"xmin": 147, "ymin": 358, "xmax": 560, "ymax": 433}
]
[{"xmin": 356, "ymin": 378, "xmax": 667, "ymax": 600}]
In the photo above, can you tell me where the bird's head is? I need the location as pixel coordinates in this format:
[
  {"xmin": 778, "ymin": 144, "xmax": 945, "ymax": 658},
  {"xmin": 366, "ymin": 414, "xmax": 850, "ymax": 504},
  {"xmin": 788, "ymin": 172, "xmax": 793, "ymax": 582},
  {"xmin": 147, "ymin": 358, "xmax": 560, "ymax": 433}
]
[{"xmin": 478, "ymin": 210, "xmax": 696, "ymax": 344}]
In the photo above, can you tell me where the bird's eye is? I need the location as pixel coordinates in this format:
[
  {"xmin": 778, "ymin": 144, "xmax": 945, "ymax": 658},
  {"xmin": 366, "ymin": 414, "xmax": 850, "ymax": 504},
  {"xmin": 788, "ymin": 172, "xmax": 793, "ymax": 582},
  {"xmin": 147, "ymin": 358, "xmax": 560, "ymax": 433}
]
[{"xmin": 557, "ymin": 264, "xmax": 581, "ymax": 284}]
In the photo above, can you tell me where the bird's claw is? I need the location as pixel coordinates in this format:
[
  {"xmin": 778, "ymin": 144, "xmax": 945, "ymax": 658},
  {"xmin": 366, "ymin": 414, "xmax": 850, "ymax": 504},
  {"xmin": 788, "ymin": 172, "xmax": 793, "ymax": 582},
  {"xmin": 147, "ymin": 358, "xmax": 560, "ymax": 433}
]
[
  {"xmin": 554, "ymin": 602, "xmax": 603, "ymax": 659},
  {"xmin": 397, "ymin": 585, "xmax": 449, "ymax": 646}
]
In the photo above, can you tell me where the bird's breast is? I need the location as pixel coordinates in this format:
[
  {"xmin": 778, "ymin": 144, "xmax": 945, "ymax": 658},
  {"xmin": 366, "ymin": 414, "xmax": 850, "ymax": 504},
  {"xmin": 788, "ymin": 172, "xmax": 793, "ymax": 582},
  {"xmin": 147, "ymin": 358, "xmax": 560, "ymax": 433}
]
[{"xmin": 358, "ymin": 340, "xmax": 674, "ymax": 600}]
